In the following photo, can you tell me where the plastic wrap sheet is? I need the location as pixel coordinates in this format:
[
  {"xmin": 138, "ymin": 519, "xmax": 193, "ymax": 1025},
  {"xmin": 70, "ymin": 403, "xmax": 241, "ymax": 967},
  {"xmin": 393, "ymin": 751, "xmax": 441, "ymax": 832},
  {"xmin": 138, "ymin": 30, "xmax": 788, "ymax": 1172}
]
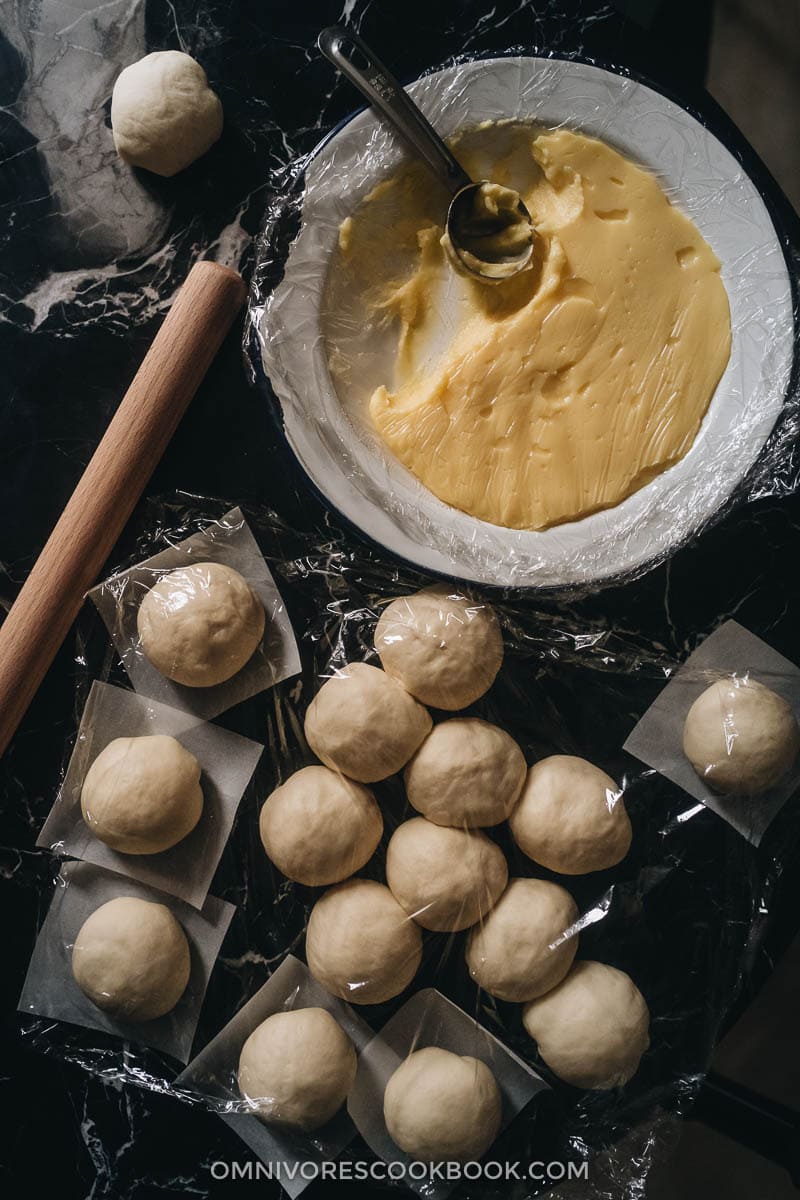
[
  {"xmin": 88, "ymin": 506, "xmax": 301, "ymax": 720},
  {"xmin": 18, "ymin": 494, "xmax": 800, "ymax": 1200},
  {"xmin": 624, "ymin": 620, "xmax": 800, "ymax": 847},
  {"xmin": 37, "ymin": 681, "xmax": 264, "ymax": 909},
  {"xmin": 248, "ymin": 55, "xmax": 798, "ymax": 590},
  {"xmin": 348, "ymin": 988, "xmax": 549, "ymax": 1199},
  {"xmin": 19, "ymin": 860, "xmax": 235, "ymax": 1063},
  {"xmin": 176, "ymin": 955, "xmax": 374, "ymax": 1199}
]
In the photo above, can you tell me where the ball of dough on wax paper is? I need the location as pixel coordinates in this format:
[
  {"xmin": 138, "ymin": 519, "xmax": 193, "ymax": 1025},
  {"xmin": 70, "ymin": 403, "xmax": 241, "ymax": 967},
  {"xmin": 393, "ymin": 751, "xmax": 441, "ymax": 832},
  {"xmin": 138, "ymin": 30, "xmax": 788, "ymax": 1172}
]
[
  {"xmin": 304, "ymin": 662, "xmax": 431, "ymax": 783},
  {"xmin": 683, "ymin": 676, "xmax": 800, "ymax": 794},
  {"xmin": 111, "ymin": 51, "xmax": 223, "ymax": 176},
  {"xmin": 137, "ymin": 561, "xmax": 265, "ymax": 688},
  {"xmin": 305, "ymin": 879, "xmax": 422, "ymax": 1005},
  {"xmin": 259, "ymin": 765, "xmax": 383, "ymax": 886},
  {"xmin": 238, "ymin": 1007, "xmax": 357, "ymax": 1130},
  {"xmin": 383, "ymin": 1047, "xmax": 502, "ymax": 1162},
  {"xmin": 72, "ymin": 896, "xmax": 190, "ymax": 1021},
  {"xmin": 81, "ymin": 734, "xmax": 203, "ymax": 855},
  {"xmin": 374, "ymin": 585, "xmax": 503, "ymax": 710}
]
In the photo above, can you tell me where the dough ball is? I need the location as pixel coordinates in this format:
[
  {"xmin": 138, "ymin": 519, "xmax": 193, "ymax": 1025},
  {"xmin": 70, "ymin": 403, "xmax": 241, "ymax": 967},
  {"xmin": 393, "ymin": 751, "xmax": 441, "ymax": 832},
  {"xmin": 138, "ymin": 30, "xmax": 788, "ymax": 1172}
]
[
  {"xmin": 81, "ymin": 735, "xmax": 203, "ymax": 855},
  {"xmin": 111, "ymin": 51, "xmax": 223, "ymax": 177},
  {"xmin": 304, "ymin": 662, "xmax": 431, "ymax": 783},
  {"xmin": 465, "ymin": 877, "xmax": 578, "ymax": 1002},
  {"xmin": 509, "ymin": 756, "xmax": 631, "ymax": 875},
  {"xmin": 72, "ymin": 896, "xmax": 190, "ymax": 1021},
  {"xmin": 522, "ymin": 960, "xmax": 650, "ymax": 1089},
  {"xmin": 375, "ymin": 586, "xmax": 503, "ymax": 710},
  {"xmin": 405, "ymin": 718, "xmax": 526, "ymax": 827},
  {"xmin": 383, "ymin": 1047, "xmax": 502, "ymax": 1162},
  {"xmin": 259, "ymin": 766, "xmax": 383, "ymax": 886},
  {"xmin": 305, "ymin": 879, "xmax": 422, "ymax": 1004},
  {"xmin": 137, "ymin": 561, "xmax": 265, "ymax": 688},
  {"xmin": 683, "ymin": 677, "xmax": 800, "ymax": 794},
  {"xmin": 386, "ymin": 818, "xmax": 508, "ymax": 932},
  {"xmin": 238, "ymin": 1007, "xmax": 357, "ymax": 1130}
]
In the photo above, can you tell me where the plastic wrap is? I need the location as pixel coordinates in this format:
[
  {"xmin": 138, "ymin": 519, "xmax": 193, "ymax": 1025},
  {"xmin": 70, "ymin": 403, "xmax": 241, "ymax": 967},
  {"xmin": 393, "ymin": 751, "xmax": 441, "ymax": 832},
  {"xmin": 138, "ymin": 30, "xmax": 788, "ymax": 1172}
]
[
  {"xmin": 349, "ymin": 988, "xmax": 550, "ymax": 1199},
  {"xmin": 625, "ymin": 620, "xmax": 800, "ymax": 846},
  {"xmin": 18, "ymin": 493, "xmax": 799, "ymax": 1199},
  {"xmin": 176, "ymin": 955, "xmax": 374, "ymax": 1199},
  {"xmin": 88, "ymin": 506, "xmax": 301, "ymax": 720},
  {"xmin": 248, "ymin": 55, "xmax": 798, "ymax": 590},
  {"xmin": 37, "ymin": 681, "xmax": 264, "ymax": 908},
  {"xmin": 19, "ymin": 860, "xmax": 235, "ymax": 1063}
]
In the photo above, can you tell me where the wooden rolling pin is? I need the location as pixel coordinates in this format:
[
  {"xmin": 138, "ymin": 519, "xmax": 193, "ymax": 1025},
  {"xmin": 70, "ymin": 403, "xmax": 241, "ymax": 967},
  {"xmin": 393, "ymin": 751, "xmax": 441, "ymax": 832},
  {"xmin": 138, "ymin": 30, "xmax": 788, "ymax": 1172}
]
[{"xmin": 0, "ymin": 259, "xmax": 247, "ymax": 758}]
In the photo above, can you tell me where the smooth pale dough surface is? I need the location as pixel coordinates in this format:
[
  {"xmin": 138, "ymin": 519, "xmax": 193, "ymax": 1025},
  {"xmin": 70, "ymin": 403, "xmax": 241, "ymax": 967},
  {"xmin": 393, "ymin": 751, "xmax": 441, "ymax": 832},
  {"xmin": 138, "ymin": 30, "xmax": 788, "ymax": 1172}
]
[
  {"xmin": 111, "ymin": 51, "xmax": 223, "ymax": 177},
  {"xmin": 259, "ymin": 765, "xmax": 383, "ymax": 885},
  {"xmin": 466, "ymin": 876, "xmax": 578, "ymax": 1002},
  {"xmin": 386, "ymin": 817, "xmax": 508, "ymax": 932},
  {"xmin": 405, "ymin": 717, "xmax": 526, "ymax": 827},
  {"xmin": 383, "ymin": 1047, "xmax": 502, "ymax": 1162},
  {"xmin": 374, "ymin": 586, "xmax": 503, "ymax": 710},
  {"xmin": 509, "ymin": 755, "xmax": 631, "ymax": 874},
  {"xmin": 305, "ymin": 878, "xmax": 422, "ymax": 1004},
  {"xmin": 335, "ymin": 125, "xmax": 731, "ymax": 530},
  {"xmin": 72, "ymin": 896, "xmax": 191, "ymax": 1021},
  {"xmin": 683, "ymin": 677, "xmax": 800, "ymax": 795},
  {"xmin": 81, "ymin": 734, "xmax": 203, "ymax": 855},
  {"xmin": 522, "ymin": 959, "xmax": 650, "ymax": 1089},
  {"xmin": 304, "ymin": 662, "xmax": 432, "ymax": 782},
  {"xmin": 238, "ymin": 1007, "xmax": 357, "ymax": 1130},
  {"xmin": 137, "ymin": 561, "xmax": 266, "ymax": 688}
]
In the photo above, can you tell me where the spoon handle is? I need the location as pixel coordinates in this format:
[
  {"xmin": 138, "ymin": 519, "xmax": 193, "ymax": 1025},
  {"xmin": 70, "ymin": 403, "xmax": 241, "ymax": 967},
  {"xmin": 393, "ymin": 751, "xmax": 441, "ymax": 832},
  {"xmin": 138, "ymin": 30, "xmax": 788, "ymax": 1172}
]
[{"xmin": 319, "ymin": 25, "xmax": 471, "ymax": 195}]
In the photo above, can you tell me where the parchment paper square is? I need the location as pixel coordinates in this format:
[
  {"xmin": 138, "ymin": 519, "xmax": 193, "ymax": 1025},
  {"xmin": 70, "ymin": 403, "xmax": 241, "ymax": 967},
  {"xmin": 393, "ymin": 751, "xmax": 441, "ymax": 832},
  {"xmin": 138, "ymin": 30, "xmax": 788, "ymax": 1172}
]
[
  {"xmin": 176, "ymin": 955, "xmax": 374, "ymax": 1199},
  {"xmin": 624, "ymin": 620, "xmax": 800, "ymax": 845},
  {"xmin": 37, "ymin": 681, "xmax": 263, "ymax": 909},
  {"xmin": 18, "ymin": 861, "xmax": 235, "ymax": 1063},
  {"xmin": 88, "ymin": 507, "xmax": 300, "ymax": 721},
  {"xmin": 348, "ymin": 988, "xmax": 549, "ymax": 1199}
]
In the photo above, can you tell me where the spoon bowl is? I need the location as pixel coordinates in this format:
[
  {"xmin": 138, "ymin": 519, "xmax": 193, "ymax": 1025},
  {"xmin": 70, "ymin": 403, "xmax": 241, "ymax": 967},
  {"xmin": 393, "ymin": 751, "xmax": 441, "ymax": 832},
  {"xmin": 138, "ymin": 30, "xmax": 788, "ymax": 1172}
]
[{"xmin": 446, "ymin": 181, "xmax": 535, "ymax": 281}]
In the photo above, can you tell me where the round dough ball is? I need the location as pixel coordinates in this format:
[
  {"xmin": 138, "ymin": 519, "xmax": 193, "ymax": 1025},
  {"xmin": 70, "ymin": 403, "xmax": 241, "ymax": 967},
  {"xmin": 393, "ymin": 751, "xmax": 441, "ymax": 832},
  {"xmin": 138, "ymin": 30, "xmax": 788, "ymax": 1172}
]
[
  {"xmin": 260, "ymin": 766, "xmax": 383, "ymax": 886},
  {"xmin": 111, "ymin": 51, "xmax": 223, "ymax": 177},
  {"xmin": 405, "ymin": 718, "xmax": 526, "ymax": 827},
  {"xmin": 137, "ymin": 561, "xmax": 265, "ymax": 688},
  {"xmin": 383, "ymin": 1047, "xmax": 502, "ymax": 1162},
  {"xmin": 465, "ymin": 877, "xmax": 578, "ymax": 1002},
  {"xmin": 386, "ymin": 818, "xmax": 508, "ymax": 932},
  {"xmin": 304, "ymin": 662, "xmax": 432, "ymax": 783},
  {"xmin": 238, "ymin": 1008, "xmax": 357, "ymax": 1130},
  {"xmin": 81, "ymin": 735, "xmax": 203, "ymax": 855},
  {"xmin": 509, "ymin": 756, "xmax": 631, "ymax": 875},
  {"xmin": 683, "ymin": 677, "xmax": 800, "ymax": 794},
  {"xmin": 305, "ymin": 879, "xmax": 422, "ymax": 1005},
  {"xmin": 375, "ymin": 585, "xmax": 503, "ymax": 710},
  {"xmin": 72, "ymin": 896, "xmax": 190, "ymax": 1021},
  {"xmin": 522, "ymin": 960, "xmax": 650, "ymax": 1089}
]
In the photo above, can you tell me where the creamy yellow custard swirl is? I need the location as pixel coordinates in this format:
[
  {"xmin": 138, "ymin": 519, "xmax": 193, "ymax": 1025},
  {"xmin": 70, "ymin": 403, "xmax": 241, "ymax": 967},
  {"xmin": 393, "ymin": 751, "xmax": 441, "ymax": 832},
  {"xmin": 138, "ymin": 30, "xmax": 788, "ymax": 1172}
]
[{"xmin": 337, "ymin": 126, "xmax": 732, "ymax": 532}]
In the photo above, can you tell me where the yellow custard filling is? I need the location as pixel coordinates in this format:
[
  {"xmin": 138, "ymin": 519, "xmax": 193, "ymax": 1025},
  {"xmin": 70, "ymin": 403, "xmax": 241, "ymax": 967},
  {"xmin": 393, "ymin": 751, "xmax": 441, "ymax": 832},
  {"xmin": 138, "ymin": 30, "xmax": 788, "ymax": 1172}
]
[{"xmin": 332, "ymin": 125, "xmax": 732, "ymax": 531}]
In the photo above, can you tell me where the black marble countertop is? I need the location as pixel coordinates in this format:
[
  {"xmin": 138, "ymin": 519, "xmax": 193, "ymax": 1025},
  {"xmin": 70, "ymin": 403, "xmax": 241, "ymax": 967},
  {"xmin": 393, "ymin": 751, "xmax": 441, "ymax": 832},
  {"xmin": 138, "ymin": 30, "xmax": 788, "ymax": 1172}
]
[{"xmin": 2, "ymin": 2, "xmax": 799, "ymax": 1197}]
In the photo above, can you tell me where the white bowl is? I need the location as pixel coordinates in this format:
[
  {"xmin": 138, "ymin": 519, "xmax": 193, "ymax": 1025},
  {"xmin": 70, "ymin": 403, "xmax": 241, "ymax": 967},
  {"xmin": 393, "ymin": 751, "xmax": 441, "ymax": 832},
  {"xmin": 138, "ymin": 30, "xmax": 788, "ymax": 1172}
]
[{"xmin": 256, "ymin": 56, "xmax": 793, "ymax": 589}]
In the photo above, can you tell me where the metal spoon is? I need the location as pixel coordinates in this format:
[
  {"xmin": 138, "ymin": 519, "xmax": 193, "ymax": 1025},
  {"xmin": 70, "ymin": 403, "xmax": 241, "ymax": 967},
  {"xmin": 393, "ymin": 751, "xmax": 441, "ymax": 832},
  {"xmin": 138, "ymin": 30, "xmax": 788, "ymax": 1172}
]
[{"xmin": 318, "ymin": 25, "xmax": 534, "ymax": 283}]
